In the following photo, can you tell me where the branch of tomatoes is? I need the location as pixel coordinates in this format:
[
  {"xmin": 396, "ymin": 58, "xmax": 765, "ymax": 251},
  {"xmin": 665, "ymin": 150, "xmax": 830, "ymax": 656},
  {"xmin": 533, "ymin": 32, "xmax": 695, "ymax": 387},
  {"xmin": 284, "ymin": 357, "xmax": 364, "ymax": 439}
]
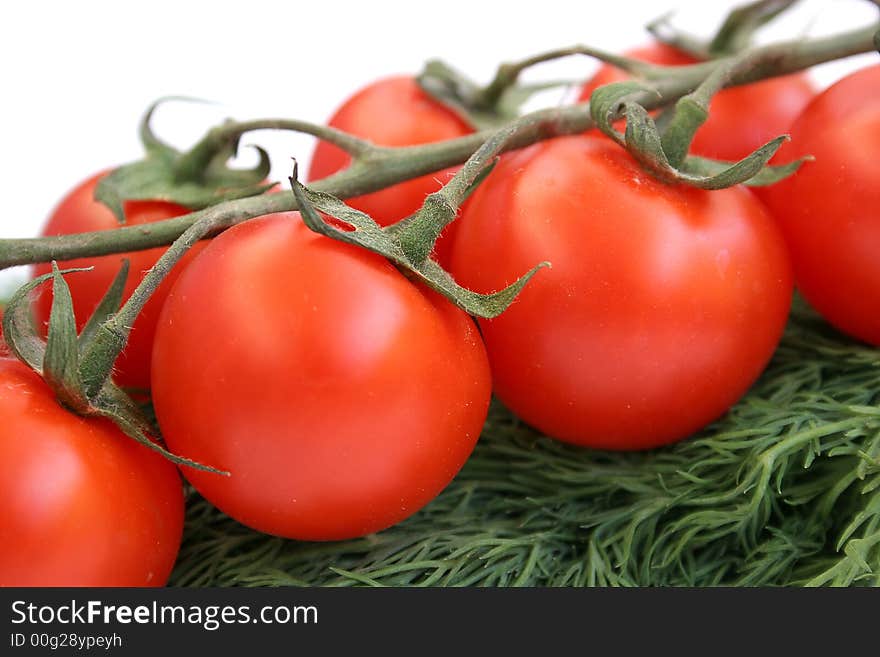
[
  {"xmin": 647, "ymin": 0, "xmax": 802, "ymax": 58},
  {"xmin": 419, "ymin": 45, "xmax": 655, "ymax": 126},
  {"xmin": 419, "ymin": 0, "xmax": 805, "ymax": 121},
  {"xmin": 0, "ymin": 20, "xmax": 875, "ymax": 272},
  {"xmin": 1, "ymin": 262, "xmax": 225, "ymax": 474},
  {"xmin": 587, "ymin": 44, "xmax": 815, "ymax": 188},
  {"xmin": 3, "ymin": 0, "xmax": 880, "ymax": 581},
  {"xmin": 0, "ymin": 4, "xmax": 877, "ymax": 470}
]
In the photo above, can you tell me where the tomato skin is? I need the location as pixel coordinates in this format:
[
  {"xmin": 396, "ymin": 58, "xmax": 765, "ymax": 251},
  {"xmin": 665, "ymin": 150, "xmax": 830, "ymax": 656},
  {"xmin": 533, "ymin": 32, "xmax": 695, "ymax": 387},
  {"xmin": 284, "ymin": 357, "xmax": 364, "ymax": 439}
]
[
  {"xmin": 151, "ymin": 213, "xmax": 491, "ymax": 540},
  {"xmin": 0, "ymin": 358, "xmax": 183, "ymax": 586},
  {"xmin": 450, "ymin": 135, "xmax": 792, "ymax": 450},
  {"xmin": 33, "ymin": 172, "xmax": 203, "ymax": 390},
  {"xmin": 579, "ymin": 43, "xmax": 815, "ymax": 164},
  {"xmin": 760, "ymin": 65, "xmax": 880, "ymax": 345},
  {"xmin": 308, "ymin": 76, "xmax": 473, "ymax": 264}
]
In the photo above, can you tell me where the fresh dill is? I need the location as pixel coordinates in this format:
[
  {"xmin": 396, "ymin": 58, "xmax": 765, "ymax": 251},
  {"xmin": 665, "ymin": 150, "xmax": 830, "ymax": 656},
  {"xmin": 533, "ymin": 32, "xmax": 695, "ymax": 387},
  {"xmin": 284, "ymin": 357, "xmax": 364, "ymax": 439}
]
[{"xmin": 170, "ymin": 299, "xmax": 880, "ymax": 587}]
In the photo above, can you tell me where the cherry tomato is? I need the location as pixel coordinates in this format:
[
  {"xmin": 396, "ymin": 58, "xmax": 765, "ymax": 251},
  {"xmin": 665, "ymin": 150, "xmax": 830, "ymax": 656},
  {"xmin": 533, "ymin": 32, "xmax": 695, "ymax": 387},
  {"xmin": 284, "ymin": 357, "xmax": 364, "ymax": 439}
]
[
  {"xmin": 151, "ymin": 212, "xmax": 491, "ymax": 540},
  {"xmin": 760, "ymin": 65, "xmax": 880, "ymax": 345},
  {"xmin": 579, "ymin": 43, "xmax": 815, "ymax": 163},
  {"xmin": 450, "ymin": 135, "xmax": 792, "ymax": 450},
  {"xmin": 33, "ymin": 172, "xmax": 203, "ymax": 390},
  {"xmin": 0, "ymin": 358, "xmax": 183, "ymax": 586},
  {"xmin": 308, "ymin": 76, "xmax": 473, "ymax": 264}
]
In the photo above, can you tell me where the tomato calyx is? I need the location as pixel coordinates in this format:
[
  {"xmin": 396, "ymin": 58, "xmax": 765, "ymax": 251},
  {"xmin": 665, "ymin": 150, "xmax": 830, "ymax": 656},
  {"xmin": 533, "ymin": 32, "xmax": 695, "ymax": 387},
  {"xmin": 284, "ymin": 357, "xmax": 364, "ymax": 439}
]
[
  {"xmin": 416, "ymin": 61, "xmax": 499, "ymax": 130},
  {"xmin": 588, "ymin": 66, "xmax": 810, "ymax": 190},
  {"xmin": 1, "ymin": 265, "xmax": 226, "ymax": 475},
  {"xmin": 707, "ymin": 0, "xmax": 801, "ymax": 56},
  {"xmin": 417, "ymin": 60, "xmax": 579, "ymax": 131},
  {"xmin": 646, "ymin": 0, "xmax": 800, "ymax": 59},
  {"xmin": 95, "ymin": 98, "xmax": 275, "ymax": 223},
  {"xmin": 292, "ymin": 123, "xmax": 549, "ymax": 319}
]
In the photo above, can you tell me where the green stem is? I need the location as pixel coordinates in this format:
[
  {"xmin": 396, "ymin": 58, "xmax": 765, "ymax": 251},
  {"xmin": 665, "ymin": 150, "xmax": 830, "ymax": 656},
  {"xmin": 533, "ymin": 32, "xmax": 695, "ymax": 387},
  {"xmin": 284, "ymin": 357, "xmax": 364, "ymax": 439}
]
[
  {"xmin": 79, "ymin": 191, "xmax": 270, "ymax": 390},
  {"xmin": 660, "ymin": 48, "xmax": 761, "ymax": 167},
  {"xmin": 173, "ymin": 118, "xmax": 374, "ymax": 181},
  {"xmin": 645, "ymin": 12, "xmax": 712, "ymax": 59},
  {"xmin": 0, "ymin": 21, "xmax": 875, "ymax": 270},
  {"xmin": 478, "ymin": 45, "xmax": 658, "ymax": 109},
  {"xmin": 394, "ymin": 122, "xmax": 525, "ymax": 263},
  {"xmin": 708, "ymin": 0, "xmax": 801, "ymax": 55}
]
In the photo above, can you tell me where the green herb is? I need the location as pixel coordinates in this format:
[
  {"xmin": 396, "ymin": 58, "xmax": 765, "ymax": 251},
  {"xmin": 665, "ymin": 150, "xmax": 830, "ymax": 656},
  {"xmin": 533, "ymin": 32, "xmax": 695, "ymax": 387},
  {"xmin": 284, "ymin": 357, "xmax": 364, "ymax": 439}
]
[{"xmin": 170, "ymin": 298, "xmax": 880, "ymax": 587}]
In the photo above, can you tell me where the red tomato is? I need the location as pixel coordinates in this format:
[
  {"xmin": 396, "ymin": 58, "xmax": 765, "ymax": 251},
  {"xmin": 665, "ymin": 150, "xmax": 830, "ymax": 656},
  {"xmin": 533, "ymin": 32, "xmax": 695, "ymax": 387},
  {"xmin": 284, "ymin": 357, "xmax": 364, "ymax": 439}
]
[
  {"xmin": 450, "ymin": 135, "xmax": 792, "ymax": 450},
  {"xmin": 151, "ymin": 212, "xmax": 491, "ymax": 540},
  {"xmin": 33, "ymin": 172, "xmax": 203, "ymax": 390},
  {"xmin": 760, "ymin": 65, "xmax": 880, "ymax": 345},
  {"xmin": 579, "ymin": 43, "xmax": 815, "ymax": 163},
  {"xmin": 0, "ymin": 358, "xmax": 183, "ymax": 586},
  {"xmin": 308, "ymin": 76, "xmax": 473, "ymax": 264}
]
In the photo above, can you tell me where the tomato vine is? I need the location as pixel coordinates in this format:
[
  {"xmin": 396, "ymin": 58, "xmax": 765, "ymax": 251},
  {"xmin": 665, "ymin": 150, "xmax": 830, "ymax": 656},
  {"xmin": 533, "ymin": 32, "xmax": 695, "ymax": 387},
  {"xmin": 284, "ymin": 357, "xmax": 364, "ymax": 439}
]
[
  {"xmin": 0, "ymin": 18, "xmax": 875, "ymax": 271},
  {"xmin": 0, "ymin": 0, "xmax": 878, "ymax": 468}
]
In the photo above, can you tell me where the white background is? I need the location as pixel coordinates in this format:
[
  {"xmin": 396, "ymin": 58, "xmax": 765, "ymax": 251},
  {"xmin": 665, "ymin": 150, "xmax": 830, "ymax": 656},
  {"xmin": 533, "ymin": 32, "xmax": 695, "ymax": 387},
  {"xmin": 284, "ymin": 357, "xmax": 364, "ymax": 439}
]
[{"xmin": 1, "ymin": 0, "xmax": 877, "ymax": 290}]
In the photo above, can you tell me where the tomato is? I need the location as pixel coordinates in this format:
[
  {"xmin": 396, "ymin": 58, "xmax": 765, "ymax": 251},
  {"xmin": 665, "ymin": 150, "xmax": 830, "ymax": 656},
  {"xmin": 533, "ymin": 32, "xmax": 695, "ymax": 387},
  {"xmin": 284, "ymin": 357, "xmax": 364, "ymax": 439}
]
[
  {"xmin": 450, "ymin": 134, "xmax": 792, "ymax": 450},
  {"xmin": 308, "ymin": 76, "xmax": 473, "ymax": 264},
  {"xmin": 579, "ymin": 43, "xmax": 815, "ymax": 164},
  {"xmin": 0, "ymin": 358, "xmax": 183, "ymax": 586},
  {"xmin": 33, "ymin": 172, "xmax": 203, "ymax": 390},
  {"xmin": 760, "ymin": 65, "xmax": 880, "ymax": 345},
  {"xmin": 151, "ymin": 212, "xmax": 491, "ymax": 540}
]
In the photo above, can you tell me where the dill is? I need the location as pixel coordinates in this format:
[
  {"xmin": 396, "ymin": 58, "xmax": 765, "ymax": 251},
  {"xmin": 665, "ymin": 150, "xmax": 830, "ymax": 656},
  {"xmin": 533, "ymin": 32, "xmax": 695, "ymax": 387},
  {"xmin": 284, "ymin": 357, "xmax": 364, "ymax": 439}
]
[{"xmin": 171, "ymin": 299, "xmax": 880, "ymax": 587}]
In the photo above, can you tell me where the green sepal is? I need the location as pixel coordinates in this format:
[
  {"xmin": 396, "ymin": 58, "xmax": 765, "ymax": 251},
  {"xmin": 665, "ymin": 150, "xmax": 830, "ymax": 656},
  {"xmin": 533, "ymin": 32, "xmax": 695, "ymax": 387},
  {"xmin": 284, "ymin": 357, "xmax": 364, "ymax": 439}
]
[
  {"xmin": 173, "ymin": 116, "xmax": 273, "ymax": 185},
  {"xmin": 0, "ymin": 266, "xmax": 225, "ymax": 475},
  {"xmin": 417, "ymin": 60, "xmax": 508, "ymax": 130},
  {"xmin": 95, "ymin": 156, "xmax": 273, "ymax": 224},
  {"xmin": 94, "ymin": 383, "xmax": 229, "ymax": 475},
  {"xmin": 291, "ymin": 170, "xmax": 547, "ymax": 320},
  {"xmin": 622, "ymin": 103, "xmax": 672, "ymax": 174},
  {"xmin": 78, "ymin": 259, "xmax": 129, "ymax": 355},
  {"xmin": 1, "ymin": 267, "xmax": 90, "ymax": 372},
  {"xmin": 708, "ymin": 0, "xmax": 800, "ymax": 56},
  {"xmin": 94, "ymin": 98, "xmax": 274, "ymax": 223},
  {"xmin": 624, "ymin": 101, "xmax": 792, "ymax": 188},
  {"xmin": 589, "ymin": 80, "xmax": 659, "ymax": 145},
  {"xmin": 679, "ymin": 135, "xmax": 789, "ymax": 189},
  {"xmin": 416, "ymin": 257, "xmax": 546, "ymax": 320},
  {"xmin": 682, "ymin": 153, "xmax": 812, "ymax": 187},
  {"xmin": 590, "ymin": 79, "xmax": 798, "ymax": 190},
  {"xmin": 43, "ymin": 263, "xmax": 88, "ymax": 411},
  {"xmin": 139, "ymin": 96, "xmax": 196, "ymax": 156}
]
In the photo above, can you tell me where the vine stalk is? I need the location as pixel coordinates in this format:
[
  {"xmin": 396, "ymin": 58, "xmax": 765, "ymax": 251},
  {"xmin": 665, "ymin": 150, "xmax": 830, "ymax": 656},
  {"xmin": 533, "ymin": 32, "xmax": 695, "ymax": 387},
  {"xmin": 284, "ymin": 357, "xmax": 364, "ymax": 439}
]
[{"xmin": 0, "ymin": 21, "xmax": 876, "ymax": 270}]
